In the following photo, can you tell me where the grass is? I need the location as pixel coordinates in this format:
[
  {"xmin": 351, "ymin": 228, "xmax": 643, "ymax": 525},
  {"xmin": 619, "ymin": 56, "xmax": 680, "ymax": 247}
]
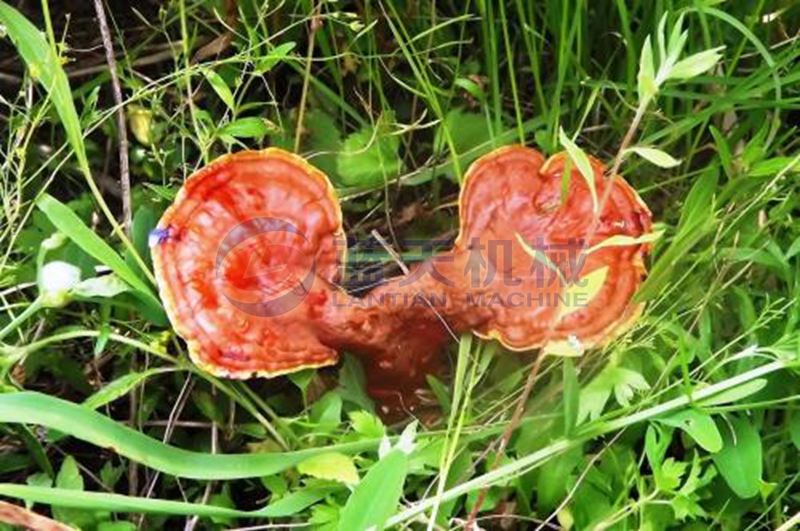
[{"xmin": 0, "ymin": 1, "xmax": 798, "ymax": 530}]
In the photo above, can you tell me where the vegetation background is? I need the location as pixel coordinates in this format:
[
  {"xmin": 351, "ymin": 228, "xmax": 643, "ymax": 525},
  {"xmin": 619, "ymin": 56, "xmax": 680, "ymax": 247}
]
[{"xmin": 0, "ymin": 0, "xmax": 798, "ymax": 529}]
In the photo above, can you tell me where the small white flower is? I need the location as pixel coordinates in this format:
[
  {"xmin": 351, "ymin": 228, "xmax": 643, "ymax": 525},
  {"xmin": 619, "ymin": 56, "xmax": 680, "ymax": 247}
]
[
  {"xmin": 378, "ymin": 435, "xmax": 392, "ymax": 459},
  {"xmin": 396, "ymin": 420, "xmax": 418, "ymax": 456},
  {"xmin": 39, "ymin": 261, "xmax": 81, "ymax": 307}
]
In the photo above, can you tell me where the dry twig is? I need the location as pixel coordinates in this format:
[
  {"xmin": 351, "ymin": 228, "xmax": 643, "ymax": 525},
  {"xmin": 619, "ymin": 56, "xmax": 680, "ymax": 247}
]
[{"xmin": 92, "ymin": 0, "xmax": 132, "ymax": 233}]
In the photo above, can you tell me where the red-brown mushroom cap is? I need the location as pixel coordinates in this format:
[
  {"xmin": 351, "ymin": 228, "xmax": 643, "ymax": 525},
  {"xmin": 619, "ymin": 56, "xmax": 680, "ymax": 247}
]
[
  {"xmin": 152, "ymin": 149, "xmax": 346, "ymax": 377},
  {"xmin": 453, "ymin": 145, "xmax": 653, "ymax": 352}
]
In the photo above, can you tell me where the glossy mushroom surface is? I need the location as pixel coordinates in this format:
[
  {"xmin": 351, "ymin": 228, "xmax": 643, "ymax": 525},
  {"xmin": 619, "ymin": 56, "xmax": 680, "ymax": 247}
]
[
  {"xmin": 152, "ymin": 149, "xmax": 346, "ymax": 377},
  {"xmin": 451, "ymin": 146, "xmax": 653, "ymax": 351}
]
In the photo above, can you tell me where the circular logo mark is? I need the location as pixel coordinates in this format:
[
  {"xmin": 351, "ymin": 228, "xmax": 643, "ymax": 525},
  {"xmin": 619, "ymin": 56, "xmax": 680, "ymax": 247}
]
[{"xmin": 216, "ymin": 217, "xmax": 316, "ymax": 317}]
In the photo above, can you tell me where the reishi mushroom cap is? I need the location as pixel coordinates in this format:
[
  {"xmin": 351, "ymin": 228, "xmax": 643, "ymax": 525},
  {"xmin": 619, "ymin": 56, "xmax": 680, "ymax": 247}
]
[
  {"xmin": 151, "ymin": 148, "xmax": 346, "ymax": 378},
  {"xmin": 454, "ymin": 145, "xmax": 653, "ymax": 352}
]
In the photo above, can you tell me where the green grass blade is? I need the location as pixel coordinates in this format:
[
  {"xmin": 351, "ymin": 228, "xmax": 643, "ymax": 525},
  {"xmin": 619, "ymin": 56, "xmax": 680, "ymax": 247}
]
[
  {"xmin": 0, "ymin": 484, "xmax": 334, "ymax": 518},
  {"xmin": 0, "ymin": 392, "xmax": 378, "ymax": 480}
]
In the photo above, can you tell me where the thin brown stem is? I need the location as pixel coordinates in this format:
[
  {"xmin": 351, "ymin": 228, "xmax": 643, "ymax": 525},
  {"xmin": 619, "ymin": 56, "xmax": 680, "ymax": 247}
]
[
  {"xmin": 607, "ymin": 101, "xmax": 649, "ymax": 180},
  {"xmin": 464, "ymin": 353, "xmax": 545, "ymax": 528},
  {"xmin": 92, "ymin": 0, "xmax": 132, "ymax": 233},
  {"xmin": 0, "ymin": 501, "xmax": 74, "ymax": 531},
  {"xmin": 294, "ymin": 4, "xmax": 322, "ymax": 153}
]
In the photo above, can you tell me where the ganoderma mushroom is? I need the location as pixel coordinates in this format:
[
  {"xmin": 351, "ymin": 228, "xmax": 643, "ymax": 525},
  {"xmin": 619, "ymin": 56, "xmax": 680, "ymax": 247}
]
[
  {"xmin": 152, "ymin": 149, "xmax": 348, "ymax": 377},
  {"xmin": 450, "ymin": 146, "xmax": 653, "ymax": 352},
  {"xmin": 342, "ymin": 146, "xmax": 653, "ymax": 406},
  {"xmin": 151, "ymin": 146, "xmax": 653, "ymax": 414}
]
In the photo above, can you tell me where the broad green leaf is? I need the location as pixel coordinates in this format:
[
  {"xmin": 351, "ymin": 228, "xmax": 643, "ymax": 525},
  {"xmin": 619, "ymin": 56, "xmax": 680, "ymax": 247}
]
[
  {"xmin": 203, "ymin": 68, "xmax": 235, "ymax": 111},
  {"xmin": 748, "ymin": 156, "xmax": 799, "ymax": 178},
  {"xmin": 677, "ymin": 168, "xmax": 718, "ymax": 232},
  {"xmin": 612, "ymin": 368, "xmax": 650, "ymax": 407},
  {"xmin": 130, "ymin": 205, "xmax": 158, "ymax": 267},
  {"xmin": 626, "ymin": 146, "xmax": 681, "ymax": 168},
  {"xmin": 298, "ymin": 452, "xmax": 359, "ymax": 485},
  {"xmin": 0, "ymin": 392, "xmax": 378, "ymax": 480},
  {"xmin": 26, "ymin": 473, "xmax": 52, "ymax": 489},
  {"xmin": 336, "ymin": 118, "xmax": 402, "ymax": 189},
  {"xmin": 83, "ymin": 369, "xmax": 174, "ymax": 410},
  {"xmin": 338, "ymin": 450, "xmax": 409, "ymax": 531},
  {"xmin": 288, "ymin": 369, "xmax": 314, "ymax": 401},
  {"xmin": 658, "ymin": 410, "xmax": 723, "ymax": 453},
  {"xmin": 36, "ymin": 195, "xmax": 159, "ymax": 310},
  {"xmin": 559, "ymin": 266, "xmax": 608, "ymax": 319},
  {"xmin": 637, "ymin": 35, "xmax": 657, "ymax": 101},
  {"xmin": 712, "ymin": 416, "xmax": 762, "ymax": 498},
  {"xmin": 426, "ymin": 374, "xmax": 452, "ymax": 412},
  {"xmin": 558, "ymin": 127, "xmax": 598, "ymax": 213},
  {"xmin": 668, "ymin": 47, "xmax": 725, "ymax": 80},
  {"xmin": 219, "ymin": 117, "xmax": 277, "ymax": 139}
]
